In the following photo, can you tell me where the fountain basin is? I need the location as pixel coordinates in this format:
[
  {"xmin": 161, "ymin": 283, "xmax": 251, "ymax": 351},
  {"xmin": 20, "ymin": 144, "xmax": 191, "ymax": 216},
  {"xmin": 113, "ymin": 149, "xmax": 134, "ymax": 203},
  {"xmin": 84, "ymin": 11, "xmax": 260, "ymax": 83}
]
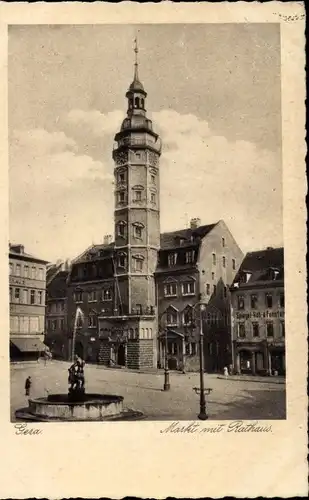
[{"xmin": 15, "ymin": 393, "xmax": 145, "ymax": 421}]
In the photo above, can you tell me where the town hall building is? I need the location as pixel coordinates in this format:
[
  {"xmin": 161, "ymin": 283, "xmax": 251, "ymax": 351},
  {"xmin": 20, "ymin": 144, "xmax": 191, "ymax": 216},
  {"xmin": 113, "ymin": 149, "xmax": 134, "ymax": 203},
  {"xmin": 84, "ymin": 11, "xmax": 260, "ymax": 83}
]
[{"xmin": 46, "ymin": 44, "xmax": 244, "ymax": 372}]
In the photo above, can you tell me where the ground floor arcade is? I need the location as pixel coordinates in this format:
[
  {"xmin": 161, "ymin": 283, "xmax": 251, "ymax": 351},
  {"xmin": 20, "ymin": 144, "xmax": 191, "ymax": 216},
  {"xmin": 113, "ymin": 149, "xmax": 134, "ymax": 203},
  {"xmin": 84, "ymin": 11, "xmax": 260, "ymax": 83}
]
[{"xmin": 233, "ymin": 341, "xmax": 285, "ymax": 376}]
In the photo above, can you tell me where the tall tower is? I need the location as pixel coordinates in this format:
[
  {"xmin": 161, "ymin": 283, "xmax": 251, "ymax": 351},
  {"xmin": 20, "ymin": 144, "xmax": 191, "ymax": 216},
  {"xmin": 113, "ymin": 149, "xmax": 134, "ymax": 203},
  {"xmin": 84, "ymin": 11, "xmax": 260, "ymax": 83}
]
[{"xmin": 112, "ymin": 39, "xmax": 161, "ymax": 316}]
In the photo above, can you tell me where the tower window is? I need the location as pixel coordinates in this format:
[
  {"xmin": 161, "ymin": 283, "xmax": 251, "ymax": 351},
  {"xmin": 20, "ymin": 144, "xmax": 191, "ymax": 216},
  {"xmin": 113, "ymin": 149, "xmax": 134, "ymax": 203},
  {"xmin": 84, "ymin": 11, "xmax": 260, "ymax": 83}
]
[
  {"xmin": 117, "ymin": 221, "xmax": 126, "ymax": 237},
  {"xmin": 129, "ymin": 99, "xmax": 133, "ymax": 109},
  {"xmin": 133, "ymin": 223, "xmax": 144, "ymax": 239},
  {"xmin": 135, "ymin": 97, "xmax": 140, "ymax": 108},
  {"xmin": 133, "ymin": 255, "xmax": 144, "ymax": 272},
  {"xmin": 151, "ymin": 174, "xmax": 155, "ymax": 184},
  {"xmin": 141, "ymin": 98, "xmax": 145, "ymax": 108},
  {"xmin": 150, "ymin": 192, "xmax": 156, "ymax": 204},
  {"xmin": 118, "ymin": 254, "xmax": 126, "ymax": 268},
  {"xmin": 118, "ymin": 191, "xmax": 125, "ymax": 204},
  {"xmin": 134, "ymin": 190, "xmax": 142, "ymax": 202},
  {"xmin": 118, "ymin": 172, "xmax": 125, "ymax": 184}
]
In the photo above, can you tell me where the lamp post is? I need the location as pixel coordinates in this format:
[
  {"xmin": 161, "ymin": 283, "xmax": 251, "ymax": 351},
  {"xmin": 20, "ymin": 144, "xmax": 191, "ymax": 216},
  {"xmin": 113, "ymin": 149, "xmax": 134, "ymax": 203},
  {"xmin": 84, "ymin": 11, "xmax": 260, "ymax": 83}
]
[
  {"xmin": 191, "ymin": 302, "xmax": 223, "ymax": 420},
  {"xmin": 159, "ymin": 311, "xmax": 170, "ymax": 391}
]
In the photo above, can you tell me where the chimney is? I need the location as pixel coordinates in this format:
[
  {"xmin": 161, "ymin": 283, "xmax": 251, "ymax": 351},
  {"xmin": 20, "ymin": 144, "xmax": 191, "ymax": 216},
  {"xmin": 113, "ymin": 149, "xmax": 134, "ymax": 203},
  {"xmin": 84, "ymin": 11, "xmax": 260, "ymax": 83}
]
[
  {"xmin": 190, "ymin": 218, "xmax": 201, "ymax": 230},
  {"xmin": 104, "ymin": 234, "xmax": 112, "ymax": 245},
  {"xmin": 9, "ymin": 244, "xmax": 24, "ymax": 254}
]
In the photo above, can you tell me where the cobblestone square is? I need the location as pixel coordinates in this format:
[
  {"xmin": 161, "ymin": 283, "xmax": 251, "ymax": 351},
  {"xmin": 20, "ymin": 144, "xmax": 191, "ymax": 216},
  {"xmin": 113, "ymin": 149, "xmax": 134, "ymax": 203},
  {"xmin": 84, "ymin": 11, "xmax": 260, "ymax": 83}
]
[{"xmin": 11, "ymin": 360, "xmax": 286, "ymax": 421}]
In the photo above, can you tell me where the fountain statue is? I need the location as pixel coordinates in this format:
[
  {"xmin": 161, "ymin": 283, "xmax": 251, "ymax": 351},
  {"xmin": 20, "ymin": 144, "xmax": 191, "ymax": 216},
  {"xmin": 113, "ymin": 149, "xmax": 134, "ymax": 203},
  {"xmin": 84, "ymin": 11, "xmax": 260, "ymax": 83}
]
[
  {"xmin": 68, "ymin": 355, "xmax": 85, "ymax": 400},
  {"xmin": 15, "ymin": 356, "xmax": 144, "ymax": 422}
]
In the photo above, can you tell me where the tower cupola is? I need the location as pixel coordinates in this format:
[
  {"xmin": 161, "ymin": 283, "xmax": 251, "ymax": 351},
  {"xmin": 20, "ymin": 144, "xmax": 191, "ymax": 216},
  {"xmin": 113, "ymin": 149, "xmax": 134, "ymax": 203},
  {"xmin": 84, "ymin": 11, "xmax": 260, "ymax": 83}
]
[{"xmin": 125, "ymin": 38, "xmax": 147, "ymax": 117}]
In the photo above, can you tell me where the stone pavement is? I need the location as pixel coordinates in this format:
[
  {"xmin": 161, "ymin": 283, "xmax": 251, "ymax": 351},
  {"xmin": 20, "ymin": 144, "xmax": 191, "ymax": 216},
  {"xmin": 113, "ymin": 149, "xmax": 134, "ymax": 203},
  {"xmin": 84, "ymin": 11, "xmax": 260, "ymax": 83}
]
[{"xmin": 10, "ymin": 360, "xmax": 286, "ymax": 421}]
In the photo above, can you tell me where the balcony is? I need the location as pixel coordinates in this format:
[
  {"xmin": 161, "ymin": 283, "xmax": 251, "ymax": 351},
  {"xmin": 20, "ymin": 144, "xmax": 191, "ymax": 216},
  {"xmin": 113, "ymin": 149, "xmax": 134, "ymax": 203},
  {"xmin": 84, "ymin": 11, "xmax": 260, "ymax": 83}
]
[
  {"xmin": 99, "ymin": 305, "xmax": 155, "ymax": 318},
  {"xmin": 113, "ymin": 136, "xmax": 161, "ymax": 154}
]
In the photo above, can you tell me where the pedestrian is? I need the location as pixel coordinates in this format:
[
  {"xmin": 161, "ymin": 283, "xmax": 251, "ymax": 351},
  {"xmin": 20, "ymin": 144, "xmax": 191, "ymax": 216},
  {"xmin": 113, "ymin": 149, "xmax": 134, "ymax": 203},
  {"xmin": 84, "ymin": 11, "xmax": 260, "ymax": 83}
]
[
  {"xmin": 223, "ymin": 366, "xmax": 229, "ymax": 378},
  {"xmin": 25, "ymin": 376, "xmax": 32, "ymax": 397}
]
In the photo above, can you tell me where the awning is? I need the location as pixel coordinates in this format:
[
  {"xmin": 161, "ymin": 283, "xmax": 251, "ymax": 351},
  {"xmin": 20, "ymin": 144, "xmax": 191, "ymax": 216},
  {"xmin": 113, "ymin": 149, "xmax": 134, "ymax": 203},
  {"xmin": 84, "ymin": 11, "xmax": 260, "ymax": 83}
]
[{"xmin": 10, "ymin": 338, "xmax": 47, "ymax": 353}]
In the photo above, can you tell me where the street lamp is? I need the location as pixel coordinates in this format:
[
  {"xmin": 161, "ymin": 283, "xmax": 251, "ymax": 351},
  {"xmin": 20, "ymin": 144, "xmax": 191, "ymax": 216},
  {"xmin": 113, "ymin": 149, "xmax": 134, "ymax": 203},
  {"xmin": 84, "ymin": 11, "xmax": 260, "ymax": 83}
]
[
  {"xmin": 159, "ymin": 311, "xmax": 170, "ymax": 391},
  {"xmin": 190, "ymin": 302, "xmax": 222, "ymax": 420}
]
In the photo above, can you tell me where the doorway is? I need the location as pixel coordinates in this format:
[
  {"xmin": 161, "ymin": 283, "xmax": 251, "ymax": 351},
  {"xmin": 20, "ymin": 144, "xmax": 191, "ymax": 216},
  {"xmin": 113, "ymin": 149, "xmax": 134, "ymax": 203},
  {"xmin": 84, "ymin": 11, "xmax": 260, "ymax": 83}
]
[{"xmin": 117, "ymin": 344, "xmax": 126, "ymax": 366}]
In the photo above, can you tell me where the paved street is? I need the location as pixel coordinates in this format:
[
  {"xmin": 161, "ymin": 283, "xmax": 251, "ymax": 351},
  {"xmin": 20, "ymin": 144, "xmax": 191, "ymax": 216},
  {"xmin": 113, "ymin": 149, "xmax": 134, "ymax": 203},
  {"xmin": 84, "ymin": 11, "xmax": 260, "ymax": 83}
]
[{"xmin": 11, "ymin": 360, "xmax": 286, "ymax": 421}]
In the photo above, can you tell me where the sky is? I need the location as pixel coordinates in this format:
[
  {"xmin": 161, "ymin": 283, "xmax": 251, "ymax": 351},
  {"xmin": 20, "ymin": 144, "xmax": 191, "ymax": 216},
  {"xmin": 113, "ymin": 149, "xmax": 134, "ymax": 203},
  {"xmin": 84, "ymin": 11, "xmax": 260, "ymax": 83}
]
[{"xmin": 8, "ymin": 24, "xmax": 282, "ymax": 262}]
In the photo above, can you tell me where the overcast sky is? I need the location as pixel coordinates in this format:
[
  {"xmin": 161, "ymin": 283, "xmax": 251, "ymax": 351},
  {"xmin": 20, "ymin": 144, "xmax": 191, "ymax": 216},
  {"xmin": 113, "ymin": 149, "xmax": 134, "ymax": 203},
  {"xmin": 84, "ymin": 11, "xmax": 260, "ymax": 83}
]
[{"xmin": 9, "ymin": 24, "xmax": 282, "ymax": 262}]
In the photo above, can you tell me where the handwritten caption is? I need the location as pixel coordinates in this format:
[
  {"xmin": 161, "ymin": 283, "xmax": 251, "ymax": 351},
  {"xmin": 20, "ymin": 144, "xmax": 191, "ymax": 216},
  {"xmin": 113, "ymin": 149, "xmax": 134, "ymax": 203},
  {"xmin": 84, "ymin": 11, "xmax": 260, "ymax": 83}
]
[
  {"xmin": 160, "ymin": 420, "xmax": 273, "ymax": 434},
  {"xmin": 14, "ymin": 423, "xmax": 42, "ymax": 435}
]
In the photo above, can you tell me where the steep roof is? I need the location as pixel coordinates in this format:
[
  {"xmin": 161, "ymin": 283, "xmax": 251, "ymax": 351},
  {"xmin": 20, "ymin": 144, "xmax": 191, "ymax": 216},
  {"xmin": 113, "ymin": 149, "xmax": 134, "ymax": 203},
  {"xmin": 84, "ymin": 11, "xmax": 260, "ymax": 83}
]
[
  {"xmin": 232, "ymin": 247, "xmax": 284, "ymax": 288},
  {"xmin": 73, "ymin": 242, "xmax": 115, "ymax": 264},
  {"xmin": 47, "ymin": 270, "xmax": 69, "ymax": 299},
  {"xmin": 160, "ymin": 223, "xmax": 218, "ymax": 250},
  {"xmin": 9, "ymin": 249, "xmax": 49, "ymax": 264}
]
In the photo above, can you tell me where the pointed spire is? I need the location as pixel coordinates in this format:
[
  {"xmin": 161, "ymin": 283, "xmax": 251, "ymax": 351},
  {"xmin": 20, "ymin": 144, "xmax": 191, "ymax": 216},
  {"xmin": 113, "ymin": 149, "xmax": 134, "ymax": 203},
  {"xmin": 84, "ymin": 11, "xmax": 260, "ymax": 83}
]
[
  {"xmin": 134, "ymin": 37, "xmax": 139, "ymax": 81},
  {"xmin": 127, "ymin": 36, "xmax": 146, "ymax": 94}
]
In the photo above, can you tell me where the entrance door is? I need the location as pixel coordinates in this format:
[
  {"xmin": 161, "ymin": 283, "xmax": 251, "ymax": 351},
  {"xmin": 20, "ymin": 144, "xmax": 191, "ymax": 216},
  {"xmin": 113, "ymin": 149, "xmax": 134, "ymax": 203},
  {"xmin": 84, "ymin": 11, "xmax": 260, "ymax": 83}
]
[
  {"xmin": 117, "ymin": 344, "xmax": 126, "ymax": 366},
  {"xmin": 240, "ymin": 351, "xmax": 252, "ymax": 374}
]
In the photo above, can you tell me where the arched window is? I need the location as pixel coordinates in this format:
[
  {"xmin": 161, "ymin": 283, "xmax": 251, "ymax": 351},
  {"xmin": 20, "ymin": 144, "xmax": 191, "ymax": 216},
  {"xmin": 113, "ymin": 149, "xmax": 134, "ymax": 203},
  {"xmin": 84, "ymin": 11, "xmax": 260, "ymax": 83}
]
[
  {"xmin": 117, "ymin": 220, "xmax": 126, "ymax": 237},
  {"xmin": 129, "ymin": 99, "xmax": 133, "ymax": 109},
  {"xmin": 135, "ymin": 97, "xmax": 140, "ymax": 108},
  {"xmin": 132, "ymin": 254, "xmax": 144, "ymax": 272},
  {"xmin": 141, "ymin": 98, "xmax": 145, "ymax": 108}
]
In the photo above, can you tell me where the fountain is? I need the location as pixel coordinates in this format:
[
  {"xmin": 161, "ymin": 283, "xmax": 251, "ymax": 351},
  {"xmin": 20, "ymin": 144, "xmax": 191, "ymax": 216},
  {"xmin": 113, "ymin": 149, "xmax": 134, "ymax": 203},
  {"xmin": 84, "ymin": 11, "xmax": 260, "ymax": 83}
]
[{"xmin": 15, "ymin": 356, "xmax": 145, "ymax": 421}]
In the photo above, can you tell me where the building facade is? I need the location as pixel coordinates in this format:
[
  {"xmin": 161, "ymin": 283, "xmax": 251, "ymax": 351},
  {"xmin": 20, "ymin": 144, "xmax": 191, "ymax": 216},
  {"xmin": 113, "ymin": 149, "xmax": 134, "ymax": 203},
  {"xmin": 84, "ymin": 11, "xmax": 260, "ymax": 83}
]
[
  {"xmin": 45, "ymin": 267, "xmax": 69, "ymax": 359},
  {"xmin": 9, "ymin": 244, "xmax": 48, "ymax": 360},
  {"xmin": 66, "ymin": 47, "xmax": 161, "ymax": 369},
  {"xmin": 156, "ymin": 219, "xmax": 243, "ymax": 372},
  {"xmin": 230, "ymin": 247, "xmax": 285, "ymax": 376}
]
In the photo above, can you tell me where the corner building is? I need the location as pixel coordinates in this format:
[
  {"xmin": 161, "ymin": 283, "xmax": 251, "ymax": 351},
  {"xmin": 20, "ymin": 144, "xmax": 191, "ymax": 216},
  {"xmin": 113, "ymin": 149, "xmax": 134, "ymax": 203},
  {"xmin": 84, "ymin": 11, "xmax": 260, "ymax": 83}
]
[
  {"xmin": 67, "ymin": 53, "xmax": 161, "ymax": 369},
  {"xmin": 230, "ymin": 247, "xmax": 285, "ymax": 376}
]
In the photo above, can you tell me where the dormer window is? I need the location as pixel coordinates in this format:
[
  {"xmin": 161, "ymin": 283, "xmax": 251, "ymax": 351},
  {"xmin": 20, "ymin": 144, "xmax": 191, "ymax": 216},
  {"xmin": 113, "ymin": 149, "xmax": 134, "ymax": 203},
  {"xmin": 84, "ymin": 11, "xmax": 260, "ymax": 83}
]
[
  {"xmin": 179, "ymin": 238, "xmax": 186, "ymax": 246},
  {"xmin": 270, "ymin": 267, "xmax": 280, "ymax": 280},
  {"xmin": 168, "ymin": 253, "xmax": 177, "ymax": 267},
  {"xmin": 185, "ymin": 251, "xmax": 194, "ymax": 264}
]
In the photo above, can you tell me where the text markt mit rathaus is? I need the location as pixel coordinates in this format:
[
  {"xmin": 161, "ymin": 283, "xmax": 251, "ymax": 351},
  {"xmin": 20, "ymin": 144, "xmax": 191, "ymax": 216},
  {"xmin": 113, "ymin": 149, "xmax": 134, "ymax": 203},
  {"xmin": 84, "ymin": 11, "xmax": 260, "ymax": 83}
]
[{"xmin": 160, "ymin": 420, "xmax": 273, "ymax": 434}]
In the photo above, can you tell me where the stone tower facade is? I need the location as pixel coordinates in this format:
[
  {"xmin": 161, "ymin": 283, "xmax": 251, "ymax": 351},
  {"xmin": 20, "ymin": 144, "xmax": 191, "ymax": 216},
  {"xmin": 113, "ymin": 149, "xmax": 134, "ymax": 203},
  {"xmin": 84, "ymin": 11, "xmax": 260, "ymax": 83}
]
[{"xmin": 112, "ymin": 41, "xmax": 161, "ymax": 316}]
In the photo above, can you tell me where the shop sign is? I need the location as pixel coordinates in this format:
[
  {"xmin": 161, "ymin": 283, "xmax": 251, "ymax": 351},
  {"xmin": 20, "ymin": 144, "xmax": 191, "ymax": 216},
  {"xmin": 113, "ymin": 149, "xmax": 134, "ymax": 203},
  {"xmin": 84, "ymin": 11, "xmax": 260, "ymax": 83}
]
[{"xmin": 236, "ymin": 310, "xmax": 284, "ymax": 320}]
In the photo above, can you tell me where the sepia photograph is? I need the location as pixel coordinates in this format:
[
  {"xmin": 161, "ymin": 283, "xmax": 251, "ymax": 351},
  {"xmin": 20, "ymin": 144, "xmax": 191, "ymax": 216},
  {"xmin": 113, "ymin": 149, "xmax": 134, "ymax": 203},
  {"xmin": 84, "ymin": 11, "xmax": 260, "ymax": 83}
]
[{"xmin": 9, "ymin": 23, "xmax": 286, "ymax": 423}]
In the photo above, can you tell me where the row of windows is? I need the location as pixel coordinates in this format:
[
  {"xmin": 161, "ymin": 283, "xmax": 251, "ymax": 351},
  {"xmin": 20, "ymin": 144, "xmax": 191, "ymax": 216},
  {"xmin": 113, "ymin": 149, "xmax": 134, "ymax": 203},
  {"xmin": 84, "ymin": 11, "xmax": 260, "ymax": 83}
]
[
  {"xmin": 74, "ymin": 289, "xmax": 112, "ymax": 303},
  {"xmin": 10, "ymin": 287, "xmax": 44, "ymax": 305},
  {"xmin": 117, "ymin": 172, "xmax": 156, "ymax": 185},
  {"xmin": 117, "ymin": 221, "xmax": 144, "ymax": 239},
  {"xmin": 117, "ymin": 190, "xmax": 157, "ymax": 204},
  {"xmin": 237, "ymin": 321, "xmax": 285, "ymax": 338},
  {"xmin": 211, "ymin": 253, "xmax": 236, "ymax": 269},
  {"xmin": 10, "ymin": 315, "xmax": 44, "ymax": 333},
  {"xmin": 164, "ymin": 307, "xmax": 223, "ymax": 327},
  {"xmin": 166, "ymin": 252, "xmax": 236, "ymax": 269},
  {"xmin": 47, "ymin": 302, "xmax": 65, "ymax": 314},
  {"xmin": 164, "ymin": 281, "xmax": 195, "ymax": 297},
  {"xmin": 116, "ymin": 254, "xmax": 145, "ymax": 271},
  {"xmin": 9, "ymin": 262, "xmax": 45, "ymax": 281},
  {"xmin": 47, "ymin": 318, "xmax": 65, "ymax": 331},
  {"xmin": 237, "ymin": 292, "xmax": 284, "ymax": 310}
]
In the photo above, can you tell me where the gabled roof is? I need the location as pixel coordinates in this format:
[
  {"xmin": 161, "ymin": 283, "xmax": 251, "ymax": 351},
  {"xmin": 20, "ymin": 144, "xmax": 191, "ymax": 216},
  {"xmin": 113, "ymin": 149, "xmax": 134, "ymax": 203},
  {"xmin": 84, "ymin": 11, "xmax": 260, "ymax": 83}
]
[
  {"xmin": 47, "ymin": 270, "xmax": 69, "ymax": 299},
  {"xmin": 73, "ymin": 242, "xmax": 115, "ymax": 264},
  {"xmin": 231, "ymin": 247, "xmax": 284, "ymax": 288},
  {"xmin": 160, "ymin": 222, "xmax": 218, "ymax": 250}
]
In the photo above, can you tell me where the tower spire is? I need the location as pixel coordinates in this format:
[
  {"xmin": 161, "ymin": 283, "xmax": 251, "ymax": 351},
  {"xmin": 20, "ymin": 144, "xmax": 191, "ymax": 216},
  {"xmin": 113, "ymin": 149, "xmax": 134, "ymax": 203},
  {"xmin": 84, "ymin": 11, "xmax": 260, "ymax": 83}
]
[{"xmin": 133, "ymin": 36, "xmax": 139, "ymax": 82}]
